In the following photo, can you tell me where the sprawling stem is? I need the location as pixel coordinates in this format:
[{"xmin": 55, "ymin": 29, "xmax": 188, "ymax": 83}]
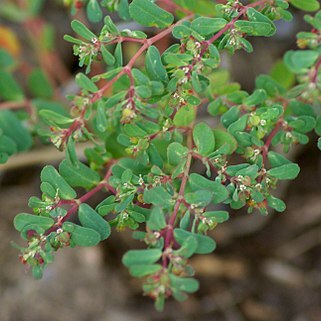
[
  {"xmin": 91, "ymin": 14, "xmax": 194, "ymax": 103},
  {"xmin": 45, "ymin": 164, "xmax": 115, "ymax": 236}
]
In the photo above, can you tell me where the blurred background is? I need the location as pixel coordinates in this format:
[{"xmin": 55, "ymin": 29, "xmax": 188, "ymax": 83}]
[{"xmin": 1, "ymin": 1, "xmax": 321, "ymax": 321}]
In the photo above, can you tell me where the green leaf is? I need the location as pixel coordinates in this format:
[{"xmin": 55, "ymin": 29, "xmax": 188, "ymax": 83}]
[
  {"xmin": 212, "ymin": 129, "xmax": 237, "ymax": 155},
  {"xmin": 59, "ymin": 160, "xmax": 101, "ymax": 189},
  {"xmin": 144, "ymin": 186, "xmax": 172, "ymax": 207},
  {"xmin": 318, "ymin": 137, "xmax": 321, "ymax": 150},
  {"xmin": 172, "ymin": 24, "xmax": 192, "ymax": 39},
  {"xmin": 119, "ymin": 0, "xmax": 131, "ymax": 20},
  {"xmin": 70, "ymin": 20, "xmax": 96, "ymax": 41},
  {"xmin": 63, "ymin": 34, "xmax": 83, "ymax": 45},
  {"xmin": 203, "ymin": 211, "xmax": 229, "ymax": 223},
  {"xmin": 122, "ymin": 248, "xmax": 162, "ymax": 267},
  {"xmin": 86, "ymin": 0, "xmax": 103, "ymax": 22},
  {"xmin": 0, "ymin": 111, "xmax": 32, "ymax": 152},
  {"xmin": 193, "ymin": 122, "xmax": 215, "ymax": 156},
  {"xmin": 0, "ymin": 134, "xmax": 17, "ymax": 155},
  {"xmin": 129, "ymin": 264, "xmax": 162, "ymax": 278},
  {"xmin": 78, "ymin": 204, "xmax": 111, "ymax": 240},
  {"xmin": 41, "ymin": 165, "xmax": 77, "ymax": 200},
  {"xmin": 315, "ymin": 116, "xmax": 321, "ymax": 136},
  {"xmin": 39, "ymin": 109, "xmax": 73, "ymax": 126},
  {"xmin": 268, "ymin": 151, "xmax": 291, "ymax": 168},
  {"xmin": 179, "ymin": 210, "xmax": 191, "ymax": 230},
  {"xmin": 169, "ymin": 274, "xmax": 199, "ymax": 293},
  {"xmin": 185, "ymin": 190, "xmax": 213, "ymax": 207},
  {"xmin": 246, "ymin": 7, "xmax": 276, "ymax": 36},
  {"xmin": 147, "ymin": 207, "xmax": 166, "ymax": 230},
  {"xmin": 174, "ymin": 228, "xmax": 216, "ymax": 254},
  {"xmin": 221, "ymin": 106, "xmax": 240, "ymax": 128},
  {"xmin": 101, "ymin": 46, "xmax": 115, "ymax": 66},
  {"xmin": 67, "ymin": 223, "xmax": 101, "ymax": 247},
  {"xmin": 267, "ymin": 163, "xmax": 300, "ymax": 180},
  {"xmin": 243, "ymin": 89, "xmax": 267, "ymax": 106},
  {"xmin": 235, "ymin": 21, "xmax": 274, "ymax": 37},
  {"xmin": 191, "ymin": 17, "xmax": 227, "ymax": 36},
  {"xmin": 188, "ymin": 173, "xmax": 229, "ymax": 204},
  {"xmin": 129, "ymin": 0, "xmax": 174, "ymax": 29},
  {"xmin": 289, "ymin": 0, "xmax": 320, "ymax": 12},
  {"xmin": 0, "ymin": 70, "xmax": 24, "ymax": 101},
  {"xmin": 14, "ymin": 213, "xmax": 54, "ymax": 232},
  {"xmin": 145, "ymin": 46, "xmax": 168, "ymax": 83},
  {"xmin": 173, "ymin": 105, "xmax": 196, "ymax": 126},
  {"xmin": 27, "ymin": 68, "xmax": 53, "ymax": 99},
  {"xmin": 167, "ymin": 142, "xmax": 188, "ymax": 166},
  {"xmin": 75, "ymin": 73, "xmax": 98, "ymax": 92},
  {"xmin": 266, "ymin": 195, "xmax": 286, "ymax": 212},
  {"xmin": 270, "ymin": 60, "xmax": 295, "ymax": 89},
  {"xmin": 284, "ymin": 50, "xmax": 319, "ymax": 73},
  {"xmin": 173, "ymin": 235, "xmax": 198, "ymax": 258},
  {"xmin": 114, "ymin": 43, "xmax": 123, "ymax": 67},
  {"xmin": 96, "ymin": 101, "xmax": 108, "ymax": 132},
  {"xmin": 288, "ymin": 116, "xmax": 316, "ymax": 133}
]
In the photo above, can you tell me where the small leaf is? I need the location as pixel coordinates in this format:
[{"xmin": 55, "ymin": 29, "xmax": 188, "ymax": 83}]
[
  {"xmin": 86, "ymin": 0, "xmax": 103, "ymax": 22},
  {"xmin": 14, "ymin": 213, "xmax": 54, "ymax": 232},
  {"xmin": 75, "ymin": 73, "xmax": 98, "ymax": 92},
  {"xmin": 185, "ymin": 190, "xmax": 213, "ymax": 207},
  {"xmin": 193, "ymin": 122, "xmax": 215, "ymax": 156},
  {"xmin": 266, "ymin": 195, "xmax": 286, "ymax": 212},
  {"xmin": 169, "ymin": 274, "xmax": 199, "ymax": 293},
  {"xmin": 101, "ymin": 46, "xmax": 115, "ymax": 66},
  {"xmin": 268, "ymin": 151, "xmax": 291, "ymax": 168},
  {"xmin": 173, "ymin": 236, "xmax": 198, "ymax": 258},
  {"xmin": 144, "ymin": 186, "xmax": 172, "ymax": 207},
  {"xmin": 67, "ymin": 223, "xmax": 101, "ymax": 247},
  {"xmin": 71, "ymin": 20, "xmax": 96, "ymax": 41},
  {"xmin": 78, "ymin": 204, "xmax": 111, "ymax": 240},
  {"xmin": 188, "ymin": 173, "xmax": 228, "ymax": 204},
  {"xmin": 41, "ymin": 165, "xmax": 77, "ymax": 200},
  {"xmin": 267, "ymin": 163, "xmax": 300, "ymax": 180},
  {"xmin": 129, "ymin": 0, "xmax": 174, "ymax": 29},
  {"xmin": 174, "ymin": 228, "xmax": 216, "ymax": 254},
  {"xmin": 289, "ymin": 0, "xmax": 320, "ymax": 12},
  {"xmin": 179, "ymin": 210, "xmax": 190, "ymax": 230},
  {"xmin": 191, "ymin": 17, "xmax": 227, "ymax": 36},
  {"xmin": 145, "ymin": 46, "xmax": 168, "ymax": 83},
  {"xmin": 59, "ymin": 160, "xmax": 101, "ymax": 189},
  {"xmin": 203, "ymin": 211, "xmax": 229, "ymax": 223},
  {"xmin": 147, "ymin": 207, "xmax": 166, "ymax": 230},
  {"xmin": 212, "ymin": 129, "xmax": 237, "ymax": 155},
  {"xmin": 167, "ymin": 142, "xmax": 188, "ymax": 166},
  {"xmin": 173, "ymin": 105, "xmax": 196, "ymax": 126},
  {"xmin": 122, "ymin": 248, "xmax": 162, "ymax": 267},
  {"xmin": 129, "ymin": 264, "xmax": 162, "ymax": 278},
  {"xmin": 284, "ymin": 50, "xmax": 319, "ymax": 73}
]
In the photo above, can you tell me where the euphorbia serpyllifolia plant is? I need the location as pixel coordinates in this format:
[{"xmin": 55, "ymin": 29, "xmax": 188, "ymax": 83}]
[{"xmin": 1, "ymin": 0, "xmax": 321, "ymax": 310}]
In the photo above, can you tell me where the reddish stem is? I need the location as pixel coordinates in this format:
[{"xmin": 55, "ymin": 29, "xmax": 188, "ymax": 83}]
[
  {"xmin": 163, "ymin": 151, "xmax": 192, "ymax": 267},
  {"xmin": 311, "ymin": 56, "xmax": 321, "ymax": 83},
  {"xmin": 91, "ymin": 14, "xmax": 194, "ymax": 103},
  {"xmin": 45, "ymin": 164, "xmax": 115, "ymax": 235}
]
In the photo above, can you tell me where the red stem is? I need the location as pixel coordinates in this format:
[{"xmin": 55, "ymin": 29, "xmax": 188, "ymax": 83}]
[
  {"xmin": 45, "ymin": 165, "xmax": 115, "ymax": 235},
  {"xmin": 163, "ymin": 152, "xmax": 192, "ymax": 267},
  {"xmin": 311, "ymin": 56, "xmax": 321, "ymax": 83},
  {"xmin": 91, "ymin": 14, "xmax": 194, "ymax": 103}
]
